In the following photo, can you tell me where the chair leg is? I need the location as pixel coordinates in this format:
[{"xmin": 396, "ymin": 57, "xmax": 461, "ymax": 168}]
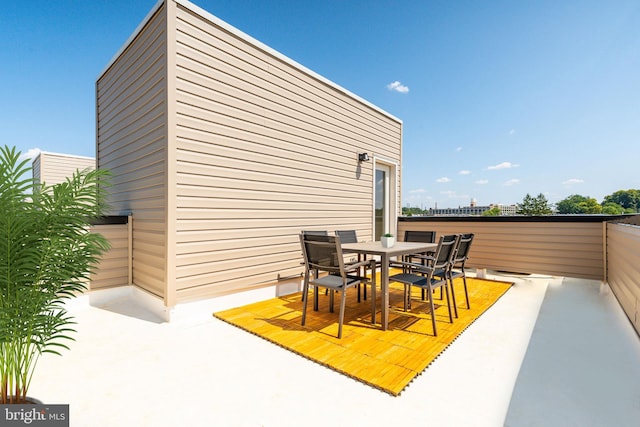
[
  {"xmin": 404, "ymin": 284, "xmax": 411, "ymax": 311},
  {"xmin": 370, "ymin": 276, "xmax": 376, "ymax": 325},
  {"xmin": 448, "ymin": 273, "xmax": 459, "ymax": 319},
  {"xmin": 360, "ymin": 255, "xmax": 367, "ymax": 302},
  {"xmin": 301, "ymin": 277, "xmax": 310, "ymax": 326},
  {"xmin": 337, "ymin": 286, "xmax": 348, "ymax": 339},
  {"xmin": 314, "ymin": 285, "xmax": 319, "ymax": 311},
  {"xmin": 303, "ymin": 268, "xmax": 319, "ymax": 301},
  {"xmin": 444, "ymin": 283, "xmax": 453, "ymax": 324},
  {"xmin": 462, "ymin": 275, "xmax": 470, "ymax": 309},
  {"xmin": 428, "ymin": 286, "xmax": 437, "ymax": 336}
]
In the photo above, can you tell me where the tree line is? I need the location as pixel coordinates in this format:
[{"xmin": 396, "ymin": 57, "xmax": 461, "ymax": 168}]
[
  {"xmin": 514, "ymin": 189, "xmax": 640, "ymax": 216},
  {"xmin": 401, "ymin": 189, "xmax": 640, "ymax": 216}
]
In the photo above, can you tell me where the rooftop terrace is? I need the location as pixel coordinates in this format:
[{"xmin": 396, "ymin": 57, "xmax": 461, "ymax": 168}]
[{"xmin": 31, "ymin": 270, "xmax": 640, "ymax": 426}]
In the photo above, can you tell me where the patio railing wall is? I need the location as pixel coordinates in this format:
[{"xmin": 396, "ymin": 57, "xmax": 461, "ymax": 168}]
[
  {"xmin": 85, "ymin": 213, "xmax": 640, "ymax": 335},
  {"xmin": 606, "ymin": 220, "xmax": 640, "ymax": 335},
  {"xmin": 89, "ymin": 215, "xmax": 132, "ymax": 290},
  {"xmin": 397, "ymin": 215, "xmax": 631, "ymax": 281}
]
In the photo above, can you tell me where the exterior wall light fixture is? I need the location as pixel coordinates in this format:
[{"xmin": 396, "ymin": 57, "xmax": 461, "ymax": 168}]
[{"xmin": 358, "ymin": 152, "xmax": 370, "ymax": 162}]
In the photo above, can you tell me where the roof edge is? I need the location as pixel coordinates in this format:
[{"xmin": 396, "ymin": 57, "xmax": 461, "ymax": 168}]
[
  {"xmin": 97, "ymin": 0, "xmax": 402, "ymax": 124},
  {"xmin": 33, "ymin": 151, "xmax": 96, "ymax": 162},
  {"xmin": 399, "ymin": 214, "xmax": 640, "ymax": 223},
  {"xmin": 97, "ymin": 0, "xmax": 165, "ymax": 80}
]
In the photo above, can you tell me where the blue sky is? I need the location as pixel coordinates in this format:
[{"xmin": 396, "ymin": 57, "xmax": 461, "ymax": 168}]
[{"xmin": 1, "ymin": 0, "xmax": 639, "ymax": 208}]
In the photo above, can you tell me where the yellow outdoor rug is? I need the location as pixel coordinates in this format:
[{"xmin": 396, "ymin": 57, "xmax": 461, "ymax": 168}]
[{"xmin": 213, "ymin": 275, "xmax": 512, "ymax": 395}]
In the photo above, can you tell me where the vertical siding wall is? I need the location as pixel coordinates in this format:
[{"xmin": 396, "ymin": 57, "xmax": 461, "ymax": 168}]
[
  {"xmin": 398, "ymin": 217, "xmax": 607, "ymax": 280},
  {"xmin": 607, "ymin": 223, "xmax": 640, "ymax": 334},
  {"xmin": 96, "ymin": 5, "xmax": 169, "ymax": 300},
  {"xmin": 171, "ymin": 3, "xmax": 402, "ymax": 302},
  {"xmin": 32, "ymin": 152, "xmax": 95, "ymax": 185}
]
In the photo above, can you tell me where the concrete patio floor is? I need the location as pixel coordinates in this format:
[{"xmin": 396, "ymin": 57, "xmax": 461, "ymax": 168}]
[{"xmin": 30, "ymin": 272, "xmax": 640, "ymax": 426}]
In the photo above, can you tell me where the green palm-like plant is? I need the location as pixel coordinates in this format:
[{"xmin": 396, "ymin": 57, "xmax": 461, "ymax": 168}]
[{"xmin": 0, "ymin": 146, "xmax": 110, "ymax": 404}]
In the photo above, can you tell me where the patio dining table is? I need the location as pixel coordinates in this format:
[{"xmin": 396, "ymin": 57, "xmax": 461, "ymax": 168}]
[{"xmin": 341, "ymin": 240, "xmax": 438, "ymax": 330}]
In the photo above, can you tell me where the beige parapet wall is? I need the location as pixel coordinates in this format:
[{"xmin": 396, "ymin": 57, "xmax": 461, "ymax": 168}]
[
  {"xmin": 90, "ymin": 216, "xmax": 132, "ymax": 290},
  {"xmin": 606, "ymin": 222, "xmax": 640, "ymax": 335},
  {"xmin": 398, "ymin": 217, "xmax": 609, "ymax": 281},
  {"xmin": 88, "ymin": 214, "xmax": 640, "ymax": 331}
]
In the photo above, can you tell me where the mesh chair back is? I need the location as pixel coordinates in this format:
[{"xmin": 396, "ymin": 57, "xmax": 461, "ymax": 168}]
[
  {"xmin": 404, "ymin": 230, "xmax": 436, "ymax": 243},
  {"xmin": 452, "ymin": 233, "xmax": 474, "ymax": 265},
  {"xmin": 433, "ymin": 234, "xmax": 459, "ymax": 270},
  {"xmin": 301, "ymin": 230, "xmax": 328, "ymax": 236},
  {"xmin": 300, "ymin": 234, "xmax": 344, "ymax": 277},
  {"xmin": 335, "ymin": 230, "xmax": 358, "ymax": 243}
]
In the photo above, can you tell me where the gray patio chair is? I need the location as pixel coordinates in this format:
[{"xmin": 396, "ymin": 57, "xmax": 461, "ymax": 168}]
[
  {"xmin": 334, "ymin": 229, "xmax": 358, "ymax": 243},
  {"xmin": 300, "ymin": 233, "xmax": 376, "ymax": 338},
  {"xmin": 299, "ymin": 230, "xmax": 329, "ymax": 299},
  {"xmin": 335, "ymin": 229, "xmax": 378, "ymax": 303},
  {"xmin": 404, "ymin": 230, "xmax": 436, "ymax": 244},
  {"xmin": 389, "ymin": 234, "xmax": 459, "ymax": 336},
  {"xmin": 402, "ymin": 230, "xmax": 436, "ymax": 264},
  {"xmin": 446, "ymin": 233, "xmax": 475, "ymax": 314},
  {"xmin": 402, "ymin": 230, "xmax": 437, "ymax": 298}
]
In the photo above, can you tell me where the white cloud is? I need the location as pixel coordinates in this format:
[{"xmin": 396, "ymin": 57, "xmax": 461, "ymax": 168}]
[
  {"xmin": 488, "ymin": 161, "xmax": 519, "ymax": 170},
  {"xmin": 475, "ymin": 179, "xmax": 489, "ymax": 184},
  {"xmin": 19, "ymin": 147, "xmax": 41, "ymax": 160},
  {"xmin": 456, "ymin": 146, "xmax": 463, "ymax": 152},
  {"xmin": 409, "ymin": 188, "xmax": 426, "ymax": 193},
  {"xmin": 563, "ymin": 178, "xmax": 584, "ymax": 185},
  {"xmin": 459, "ymin": 170, "xmax": 471, "ymax": 175},
  {"xmin": 436, "ymin": 177, "xmax": 450, "ymax": 183},
  {"xmin": 386, "ymin": 81, "xmax": 409, "ymax": 93},
  {"xmin": 503, "ymin": 178, "xmax": 520, "ymax": 186}
]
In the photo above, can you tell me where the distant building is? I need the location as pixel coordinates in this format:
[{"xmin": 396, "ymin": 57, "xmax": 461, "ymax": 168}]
[
  {"xmin": 32, "ymin": 151, "xmax": 95, "ymax": 185},
  {"xmin": 499, "ymin": 204, "xmax": 518, "ymax": 216},
  {"xmin": 427, "ymin": 200, "xmax": 518, "ymax": 216},
  {"xmin": 429, "ymin": 204, "xmax": 490, "ymax": 216}
]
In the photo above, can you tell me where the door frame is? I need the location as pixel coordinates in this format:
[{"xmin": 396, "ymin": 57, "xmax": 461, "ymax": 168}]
[{"xmin": 373, "ymin": 157, "xmax": 398, "ymax": 240}]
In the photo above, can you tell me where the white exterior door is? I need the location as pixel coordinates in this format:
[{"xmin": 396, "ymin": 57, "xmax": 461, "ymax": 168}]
[{"xmin": 375, "ymin": 163, "xmax": 393, "ymax": 240}]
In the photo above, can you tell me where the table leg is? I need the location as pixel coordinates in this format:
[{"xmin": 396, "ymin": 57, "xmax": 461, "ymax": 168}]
[{"xmin": 381, "ymin": 253, "xmax": 390, "ymax": 331}]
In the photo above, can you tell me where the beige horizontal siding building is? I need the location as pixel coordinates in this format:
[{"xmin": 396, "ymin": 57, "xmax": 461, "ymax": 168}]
[
  {"xmin": 32, "ymin": 151, "xmax": 95, "ymax": 185},
  {"xmin": 30, "ymin": 151, "xmax": 130, "ymax": 294},
  {"xmin": 96, "ymin": 0, "xmax": 402, "ymax": 311}
]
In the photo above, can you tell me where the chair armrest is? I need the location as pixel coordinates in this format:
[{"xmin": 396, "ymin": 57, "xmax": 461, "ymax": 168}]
[
  {"xmin": 344, "ymin": 259, "xmax": 373, "ymax": 272},
  {"xmin": 389, "ymin": 260, "xmax": 431, "ymax": 270},
  {"xmin": 406, "ymin": 253, "xmax": 435, "ymax": 262},
  {"xmin": 389, "ymin": 260, "xmax": 434, "ymax": 274},
  {"xmin": 389, "ymin": 259, "xmax": 422, "ymax": 267}
]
